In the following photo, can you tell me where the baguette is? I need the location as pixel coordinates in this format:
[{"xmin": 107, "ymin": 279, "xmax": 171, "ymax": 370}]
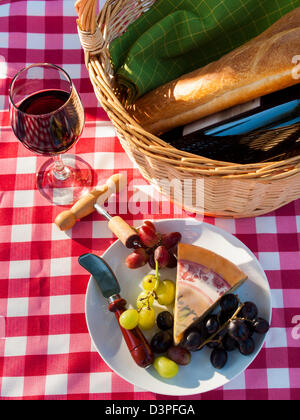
[{"xmin": 128, "ymin": 7, "xmax": 300, "ymax": 135}]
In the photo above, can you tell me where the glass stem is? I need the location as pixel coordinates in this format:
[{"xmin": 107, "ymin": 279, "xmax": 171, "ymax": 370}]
[{"xmin": 53, "ymin": 155, "xmax": 70, "ymax": 181}]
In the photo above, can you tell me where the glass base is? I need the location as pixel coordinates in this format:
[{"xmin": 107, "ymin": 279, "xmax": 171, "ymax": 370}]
[{"xmin": 37, "ymin": 154, "xmax": 94, "ymax": 205}]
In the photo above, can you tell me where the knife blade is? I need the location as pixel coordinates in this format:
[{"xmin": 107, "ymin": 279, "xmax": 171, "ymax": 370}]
[
  {"xmin": 78, "ymin": 253, "xmax": 154, "ymax": 368},
  {"xmin": 78, "ymin": 253, "xmax": 120, "ymax": 299}
]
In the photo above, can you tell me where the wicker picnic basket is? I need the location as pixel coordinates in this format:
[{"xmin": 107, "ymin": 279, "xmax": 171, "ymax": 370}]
[{"xmin": 75, "ymin": 0, "xmax": 300, "ymax": 218}]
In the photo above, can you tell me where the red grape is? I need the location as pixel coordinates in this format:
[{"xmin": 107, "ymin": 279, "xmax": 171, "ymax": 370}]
[
  {"xmin": 167, "ymin": 346, "xmax": 191, "ymax": 366},
  {"xmin": 161, "ymin": 232, "xmax": 182, "ymax": 249},
  {"xmin": 154, "ymin": 246, "xmax": 169, "ymax": 268},
  {"xmin": 143, "ymin": 221, "xmax": 156, "ymax": 232},
  {"xmin": 125, "ymin": 248, "xmax": 149, "ymax": 269},
  {"xmin": 138, "ymin": 225, "xmax": 160, "ymax": 248}
]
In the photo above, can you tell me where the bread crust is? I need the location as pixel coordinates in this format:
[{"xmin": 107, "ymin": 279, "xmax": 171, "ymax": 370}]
[{"xmin": 129, "ymin": 7, "xmax": 300, "ymax": 135}]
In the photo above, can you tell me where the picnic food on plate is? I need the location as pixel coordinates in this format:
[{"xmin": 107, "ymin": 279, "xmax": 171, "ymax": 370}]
[
  {"xmin": 80, "ymin": 221, "xmax": 269, "ymax": 379},
  {"xmin": 129, "ymin": 7, "xmax": 300, "ymax": 135},
  {"xmin": 173, "ymin": 243, "xmax": 248, "ymax": 345}
]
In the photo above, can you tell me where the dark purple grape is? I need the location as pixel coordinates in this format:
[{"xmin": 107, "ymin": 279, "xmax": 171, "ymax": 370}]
[
  {"xmin": 184, "ymin": 330, "xmax": 203, "ymax": 351},
  {"xmin": 205, "ymin": 315, "xmax": 219, "ymax": 335},
  {"xmin": 253, "ymin": 318, "xmax": 270, "ymax": 334},
  {"xmin": 228, "ymin": 319, "xmax": 249, "ymax": 341},
  {"xmin": 220, "ymin": 294, "xmax": 239, "ymax": 313},
  {"xmin": 166, "ymin": 252, "xmax": 177, "ymax": 268},
  {"xmin": 240, "ymin": 302, "xmax": 258, "ymax": 320},
  {"xmin": 207, "ymin": 339, "xmax": 221, "ymax": 349},
  {"xmin": 245, "ymin": 320, "xmax": 255, "ymax": 337},
  {"xmin": 210, "ymin": 348, "xmax": 228, "ymax": 369},
  {"xmin": 184, "ymin": 319, "xmax": 207, "ymax": 341},
  {"xmin": 148, "ymin": 253, "xmax": 156, "ymax": 269},
  {"xmin": 150, "ymin": 331, "xmax": 173, "ymax": 354},
  {"xmin": 167, "ymin": 346, "xmax": 191, "ymax": 366},
  {"xmin": 157, "ymin": 311, "xmax": 174, "ymax": 331},
  {"xmin": 222, "ymin": 334, "xmax": 237, "ymax": 351},
  {"xmin": 218, "ymin": 310, "xmax": 232, "ymax": 325},
  {"xmin": 191, "ymin": 319, "xmax": 207, "ymax": 336},
  {"xmin": 238, "ymin": 337, "xmax": 255, "ymax": 355}
]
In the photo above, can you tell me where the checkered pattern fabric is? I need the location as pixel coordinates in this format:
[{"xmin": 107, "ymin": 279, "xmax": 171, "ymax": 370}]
[
  {"xmin": 110, "ymin": 0, "xmax": 300, "ymax": 101},
  {"xmin": 0, "ymin": 0, "xmax": 300, "ymax": 400}
]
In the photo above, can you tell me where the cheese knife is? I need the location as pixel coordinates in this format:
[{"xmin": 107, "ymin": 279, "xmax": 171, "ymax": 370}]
[{"xmin": 78, "ymin": 253, "xmax": 154, "ymax": 368}]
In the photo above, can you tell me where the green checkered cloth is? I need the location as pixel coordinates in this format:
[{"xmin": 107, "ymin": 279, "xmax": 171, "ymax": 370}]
[{"xmin": 109, "ymin": 0, "xmax": 300, "ymax": 103}]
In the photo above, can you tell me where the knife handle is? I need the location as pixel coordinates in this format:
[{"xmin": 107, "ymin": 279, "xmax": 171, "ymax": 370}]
[{"xmin": 109, "ymin": 299, "xmax": 154, "ymax": 368}]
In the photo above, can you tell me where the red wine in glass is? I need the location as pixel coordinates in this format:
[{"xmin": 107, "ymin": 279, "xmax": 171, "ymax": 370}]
[
  {"xmin": 9, "ymin": 63, "xmax": 93, "ymax": 205},
  {"xmin": 14, "ymin": 89, "xmax": 81, "ymax": 155}
]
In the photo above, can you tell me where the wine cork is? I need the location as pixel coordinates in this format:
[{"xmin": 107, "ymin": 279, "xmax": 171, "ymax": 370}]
[{"xmin": 108, "ymin": 216, "xmax": 140, "ymax": 248}]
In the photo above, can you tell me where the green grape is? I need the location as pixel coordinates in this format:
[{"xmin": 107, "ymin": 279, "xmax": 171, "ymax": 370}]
[
  {"xmin": 156, "ymin": 280, "xmax": 176, "ymax": 306},
  {"xmin": 142, "ymin": 274, "xmax": 159, "ymax": 291},
  {"xmin": 138, "ymin": 307, "xmax": 156, "ymax": 330},
  {"xmin": 153, "ymin": 356, "xmax": 179, "ymax": 379},
  {"xmin": 119, "ymin": 309, "xmax": 139, "ymax": 330},
  {"xmin": 137, "ymin": 291, "xmax": 155, "ymax": 309}
]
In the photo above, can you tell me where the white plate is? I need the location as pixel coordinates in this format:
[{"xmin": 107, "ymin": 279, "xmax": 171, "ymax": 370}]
[{"xmin": 85, "ymin": 219, "xmax": 272, "ymax": 396}]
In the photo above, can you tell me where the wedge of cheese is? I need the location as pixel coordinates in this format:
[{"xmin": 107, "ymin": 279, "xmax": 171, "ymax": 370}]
[{"xmin": 174, "ymin": 243, "xmax": 247, "ymax": 345}]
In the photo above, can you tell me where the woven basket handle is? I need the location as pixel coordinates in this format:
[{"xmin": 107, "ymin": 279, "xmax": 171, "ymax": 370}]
[{"xmin": 75, "ymin": 0, "xmax": 105, "ymax": 62}]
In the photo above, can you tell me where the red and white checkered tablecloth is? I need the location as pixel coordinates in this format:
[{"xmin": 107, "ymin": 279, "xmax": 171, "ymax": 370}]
[{"xmin": 0, "ymin": 0, "xmax": 300, "ymax": 401}]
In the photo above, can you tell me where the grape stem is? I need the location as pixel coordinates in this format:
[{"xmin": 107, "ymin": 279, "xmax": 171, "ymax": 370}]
[
  {"xmin": 137, "ymin": 295, "xmax": 153, "ymax": 311},
  {"xmin": 137, "ymin": 260, "xmax": 161, "ymax": 311},
  {"xmin": 196, "ymin": 303, "xmax": 245, "ymax": 351}
]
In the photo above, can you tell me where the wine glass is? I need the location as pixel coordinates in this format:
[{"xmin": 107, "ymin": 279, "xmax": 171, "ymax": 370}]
[{"xmin": 9, "ymin": 63, "xmax": 93, "ymax": 205}]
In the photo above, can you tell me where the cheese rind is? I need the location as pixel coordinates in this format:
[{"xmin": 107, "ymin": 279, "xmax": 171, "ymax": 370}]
[{"xmin": 173, "ymin": 243, "xmax": 247, "ymax": 345}]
